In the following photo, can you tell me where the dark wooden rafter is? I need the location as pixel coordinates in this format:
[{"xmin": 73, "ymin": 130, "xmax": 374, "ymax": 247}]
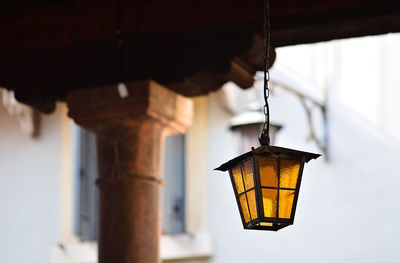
[{"xmin": 1, "ymin": 0, "xmax": 400, "ymax": 112}]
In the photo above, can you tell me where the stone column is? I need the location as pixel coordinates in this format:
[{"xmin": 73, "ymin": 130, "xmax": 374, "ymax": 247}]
[{"xmin": 67, "ymin": 81, "xmax": 193, "ymax": 263}]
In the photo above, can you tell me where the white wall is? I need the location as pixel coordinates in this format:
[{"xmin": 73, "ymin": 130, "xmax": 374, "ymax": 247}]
[
  {"xmin": 207, "ymin": 34, "xmax": 400, "ymax": 263},
  {"xmin": 0, "ymin": 103, "xmax": 68, "ymax": 263}
]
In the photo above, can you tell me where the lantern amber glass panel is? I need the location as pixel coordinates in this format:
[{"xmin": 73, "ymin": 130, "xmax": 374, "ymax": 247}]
[{"xmin": 215, "ymin": 145, "xmax": 320, "ymax": 231}]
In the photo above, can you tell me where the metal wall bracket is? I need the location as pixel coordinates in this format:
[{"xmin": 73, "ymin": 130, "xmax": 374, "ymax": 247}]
[{"xmin": 269, "ymin": 79, "xmax": 329, "ymax": 159}]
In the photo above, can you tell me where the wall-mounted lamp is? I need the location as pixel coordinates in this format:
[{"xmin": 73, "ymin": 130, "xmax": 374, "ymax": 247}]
[{"xmin": 230, "ymin": 110, "xmax": 282, "ymax": 153}]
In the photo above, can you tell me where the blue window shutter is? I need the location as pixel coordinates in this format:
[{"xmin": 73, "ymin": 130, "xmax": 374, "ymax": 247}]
[
  {"xmin": 75, "ymin": 128, "xmax": 99, "ymax": 241},
  {"xmin": 162, "ymin": 134, "xmax": 185, "ymax": 234}
]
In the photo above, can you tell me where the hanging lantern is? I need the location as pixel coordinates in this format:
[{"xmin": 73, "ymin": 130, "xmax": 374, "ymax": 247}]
[
  {"xmin": 215, "ymin": 146, "xmax": 319, "ymax": 231},
  {"xmin": 215, "ymin": 0, "xmax": 321, "ymax": 231}
]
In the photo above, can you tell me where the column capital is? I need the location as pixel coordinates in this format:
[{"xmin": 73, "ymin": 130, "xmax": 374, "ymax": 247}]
[{"xmin": 67, "ymin": 80, "xmax": 193, "ymax": 134}]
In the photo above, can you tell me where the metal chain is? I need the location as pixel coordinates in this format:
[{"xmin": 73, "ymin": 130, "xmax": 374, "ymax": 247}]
[{"xmin": 259, "ymin": 0, "xmax": 271, "ymax": 146}]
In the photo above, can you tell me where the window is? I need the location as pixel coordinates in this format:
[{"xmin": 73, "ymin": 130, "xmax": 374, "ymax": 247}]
[
  {"xmin": 162, "ymin": 134, "xmax": 186, "ymax": 234},
  {"xmin": 73, "ymin": 129, "xmax": 186, "ymax": 239},
  {"xmin": 74, "ymin": 128, "xmax": 98, "ymax": 241}
]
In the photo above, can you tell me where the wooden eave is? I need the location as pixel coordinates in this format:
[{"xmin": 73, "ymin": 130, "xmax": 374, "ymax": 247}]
[{"xmin": 1, "ymin": 0, "xmax": 400, "ymax": 112}]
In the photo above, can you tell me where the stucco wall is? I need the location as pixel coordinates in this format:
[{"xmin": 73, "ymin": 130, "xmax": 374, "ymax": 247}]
[{"xmin": 0, "ymin": 103, "xmax": 68, "ymax": 263}]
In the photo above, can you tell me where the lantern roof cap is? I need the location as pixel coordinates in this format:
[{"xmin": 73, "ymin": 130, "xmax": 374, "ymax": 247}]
[{"xmin": 214, "ymin": 145, "xmax": 321, "ymax": 171}]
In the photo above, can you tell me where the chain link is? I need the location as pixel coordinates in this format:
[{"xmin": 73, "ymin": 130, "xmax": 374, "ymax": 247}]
[{"xmin": 259, "ymin": 0, "xmax": 271, "ymax": 146}]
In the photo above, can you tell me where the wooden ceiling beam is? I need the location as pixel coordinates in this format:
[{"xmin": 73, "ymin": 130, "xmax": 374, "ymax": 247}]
[
  {"xmin": 272, "ymin": 10, "xmax": 400, "ymax": 46},
  {"xmin": 1, "ymin": 0, "xmax": 400, "ymax": 112},
  {"xmin": 1, "ymin": 1, "xmax": 400, "ymax": 51}
]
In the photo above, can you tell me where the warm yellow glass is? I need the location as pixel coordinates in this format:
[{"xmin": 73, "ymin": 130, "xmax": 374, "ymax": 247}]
[
  {"xmin": 260, "ymin": 222, "xmax": 273, "ymax": 227},
  {"xmin": 247, "ymin": 190, "xmax": 258, "ymax": 220},
  {"xmin": 280, "ymin": 159, "xmax": 300, "ymax": 189},
  {"xmin": 239, "ymin": 194, "xmax": 251, "ymax": 223},
  {"xmin": 242, "ymin": 160, "xmax": 255, "ymax": 190},
  {"xmin": 231, "ymin": 166, "xmax": 244, "ymax": 194},
  {"xmin": 257, "ymin": 157, "xmax": 278, "ymax": 187},
  {"xmin": 262, "ymin": 189, "xmax": 277, "ymax": 218},
  {"xmin": 279, "ymin": 190, "xmax": 295, "ymax": 219}
]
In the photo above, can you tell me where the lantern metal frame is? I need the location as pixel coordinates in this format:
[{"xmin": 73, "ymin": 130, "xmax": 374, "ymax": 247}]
[{"xmin": 215, "ymin": 145, "xmax": 320, "ymax": 231}]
